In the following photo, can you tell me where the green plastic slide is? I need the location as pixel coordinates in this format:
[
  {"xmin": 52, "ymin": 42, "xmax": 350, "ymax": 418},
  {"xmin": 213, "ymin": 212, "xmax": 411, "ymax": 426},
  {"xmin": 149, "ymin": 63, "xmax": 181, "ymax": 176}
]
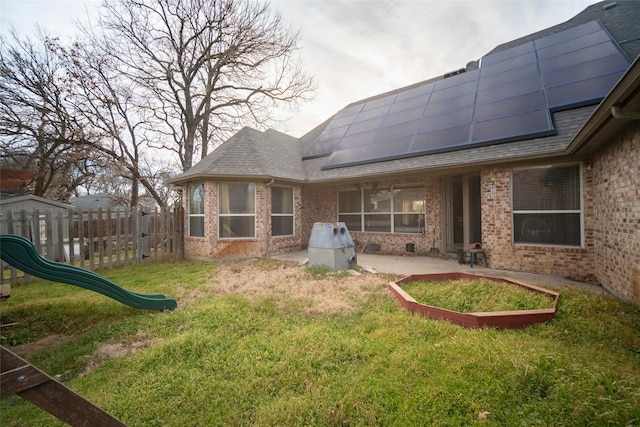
[{"xmin": 0, "ymin": 234, "xmax": 177, "ymax": 311}]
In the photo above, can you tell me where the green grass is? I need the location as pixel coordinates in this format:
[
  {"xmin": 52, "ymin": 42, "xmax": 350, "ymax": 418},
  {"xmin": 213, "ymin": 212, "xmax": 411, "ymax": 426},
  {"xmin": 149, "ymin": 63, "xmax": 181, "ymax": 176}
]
[
  {"xmin": 400, "ymin": 279, "xmax": 553, "ymax": 312},
  {"xmin": 1, "ymin": 260, "xmax": 639, "ymax": 426}
]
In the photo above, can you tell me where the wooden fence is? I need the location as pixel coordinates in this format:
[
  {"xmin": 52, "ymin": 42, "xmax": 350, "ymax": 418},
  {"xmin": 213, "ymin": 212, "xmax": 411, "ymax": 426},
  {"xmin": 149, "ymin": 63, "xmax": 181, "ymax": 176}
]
[{"xmin": 1, "ymin": 207, "xmax": 184, "ymax": 288}]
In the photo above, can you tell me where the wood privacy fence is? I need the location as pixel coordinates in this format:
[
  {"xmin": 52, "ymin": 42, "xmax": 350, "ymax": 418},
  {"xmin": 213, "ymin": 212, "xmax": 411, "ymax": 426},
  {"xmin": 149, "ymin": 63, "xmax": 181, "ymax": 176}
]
[{"xmin": 1, "ymin": 207, "xmax": 184, "ymax": 286}]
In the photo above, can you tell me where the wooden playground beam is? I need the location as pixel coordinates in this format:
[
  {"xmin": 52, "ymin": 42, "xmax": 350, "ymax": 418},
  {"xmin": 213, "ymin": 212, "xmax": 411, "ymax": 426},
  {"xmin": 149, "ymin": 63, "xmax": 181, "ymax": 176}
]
[{"xmin": 1, "ymin": 345, "xmax": 127, "ymax": 427}]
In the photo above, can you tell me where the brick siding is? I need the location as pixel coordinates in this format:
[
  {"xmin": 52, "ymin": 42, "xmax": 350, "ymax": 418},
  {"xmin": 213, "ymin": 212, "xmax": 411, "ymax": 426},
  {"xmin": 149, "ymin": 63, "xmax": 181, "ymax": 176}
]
[
  {"xmin": 481, "ymin": 166, "xmax": 596, "ymax": 282},
  {"xmin": 301, "ymin": 177, "xmax": 442, "ymax": 256},
  {"xmin": 183, "ymin": 180, "xmax": 304, "ymax": 259},
  {"xmin": 592, "ymin": 124, "xmax": 640, "ymax": 303}
]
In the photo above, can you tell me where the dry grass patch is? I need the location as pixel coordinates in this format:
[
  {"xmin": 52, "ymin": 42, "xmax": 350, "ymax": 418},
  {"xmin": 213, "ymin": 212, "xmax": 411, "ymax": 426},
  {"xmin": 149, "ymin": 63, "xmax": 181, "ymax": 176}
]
[{"xmin": 200, "ymin": 258, "xmax": 393, "ymax": 314}]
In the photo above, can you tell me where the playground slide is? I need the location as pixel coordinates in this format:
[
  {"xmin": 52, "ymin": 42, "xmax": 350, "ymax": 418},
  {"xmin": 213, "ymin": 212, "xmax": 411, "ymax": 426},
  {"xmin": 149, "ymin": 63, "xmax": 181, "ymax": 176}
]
[{"xmin": 0, "ymin": 234, "xmax": 177, "ymax": 311}]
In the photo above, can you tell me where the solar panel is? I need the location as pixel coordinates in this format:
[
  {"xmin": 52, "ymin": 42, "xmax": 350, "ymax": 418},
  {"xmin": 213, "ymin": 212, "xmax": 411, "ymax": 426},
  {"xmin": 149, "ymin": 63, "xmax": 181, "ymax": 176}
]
[
  {"xmin": 472, "ymin": 110, "xmax": 552, "ymax": 144},
  {"xmin": 304, "ymin": 20, "xmax": 630, "ymax": 168},
  {"xmin": 474, "ymin": 91, "xmax": 546, "ymax": 122}
]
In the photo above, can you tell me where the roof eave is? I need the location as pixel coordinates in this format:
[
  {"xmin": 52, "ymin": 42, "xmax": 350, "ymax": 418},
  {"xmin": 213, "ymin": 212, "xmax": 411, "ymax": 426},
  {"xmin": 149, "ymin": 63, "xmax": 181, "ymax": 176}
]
[{"xmin": 168, "ymin": 173, "xmax": 307, "ymax": 186}]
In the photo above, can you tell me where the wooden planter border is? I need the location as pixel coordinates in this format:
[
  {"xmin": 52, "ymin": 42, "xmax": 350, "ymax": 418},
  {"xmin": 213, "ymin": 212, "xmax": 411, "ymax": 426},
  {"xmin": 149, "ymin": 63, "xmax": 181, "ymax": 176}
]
[{"xmin": 388, "ymin": 272, "xmax": 559, "ymax": 329}]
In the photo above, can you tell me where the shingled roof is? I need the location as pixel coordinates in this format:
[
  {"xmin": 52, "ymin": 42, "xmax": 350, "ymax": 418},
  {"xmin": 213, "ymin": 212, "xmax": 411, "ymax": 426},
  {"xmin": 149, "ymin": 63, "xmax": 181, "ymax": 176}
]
[
  {"xmin": 173, "ymin": 127, "xmax": 306, "ymax": 182},
  {"xmin": 171, "ymin": 0, "xmax": 639, "ymax": 185}
]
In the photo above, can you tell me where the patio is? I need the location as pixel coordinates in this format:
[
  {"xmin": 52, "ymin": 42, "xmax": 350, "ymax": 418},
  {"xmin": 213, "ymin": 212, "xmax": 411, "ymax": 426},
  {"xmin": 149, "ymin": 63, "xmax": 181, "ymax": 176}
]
[{"xmin": 272, "ymin": 250, "xmax": 609, "ymax": 295}]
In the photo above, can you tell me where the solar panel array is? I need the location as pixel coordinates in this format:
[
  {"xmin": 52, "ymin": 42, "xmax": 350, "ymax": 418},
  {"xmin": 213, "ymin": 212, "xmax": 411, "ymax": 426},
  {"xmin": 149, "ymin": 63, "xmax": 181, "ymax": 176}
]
[{"xmin": 304, "ymin": 20, "xmax": 630, "ymax": 169}]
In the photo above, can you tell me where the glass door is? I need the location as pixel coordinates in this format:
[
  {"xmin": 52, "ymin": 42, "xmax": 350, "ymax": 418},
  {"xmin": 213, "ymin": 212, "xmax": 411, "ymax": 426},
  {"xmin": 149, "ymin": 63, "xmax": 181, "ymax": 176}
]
[{"xmin": 444, "ymin": 174, "xmax": 481, "ymax": 252}]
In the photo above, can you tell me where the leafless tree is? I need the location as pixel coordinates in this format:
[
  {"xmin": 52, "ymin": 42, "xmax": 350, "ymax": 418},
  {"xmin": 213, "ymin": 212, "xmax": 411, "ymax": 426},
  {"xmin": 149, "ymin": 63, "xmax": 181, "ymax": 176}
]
[
  {"xmin": 51, "ymin": 37, "xmax": 175, "ymax": 207},
  {"xmin": 0, "ymin": 31, "xmax": 103, "ymax": 201},
  {"xmin": 97, "ymin": 0, "xmax": 315, "ymax": 171}
]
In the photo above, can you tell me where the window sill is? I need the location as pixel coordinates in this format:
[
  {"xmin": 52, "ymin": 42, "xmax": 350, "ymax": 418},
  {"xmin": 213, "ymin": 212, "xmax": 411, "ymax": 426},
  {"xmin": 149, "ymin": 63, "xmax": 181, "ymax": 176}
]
[{"xmin": 513, "ymin": 244, "xmax": 586, "ymax": 253}]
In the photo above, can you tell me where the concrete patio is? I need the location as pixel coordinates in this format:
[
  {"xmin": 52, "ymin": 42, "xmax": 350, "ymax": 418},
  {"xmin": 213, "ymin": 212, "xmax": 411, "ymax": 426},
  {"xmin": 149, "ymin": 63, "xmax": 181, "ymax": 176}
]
[{"xmin": 271, "ymin": 250, "xmax": 609, "ymax": 295}]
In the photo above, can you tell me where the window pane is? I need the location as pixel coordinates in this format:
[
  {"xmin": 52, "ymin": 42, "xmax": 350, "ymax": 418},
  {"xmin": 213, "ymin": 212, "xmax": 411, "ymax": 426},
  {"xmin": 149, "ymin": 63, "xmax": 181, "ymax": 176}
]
[
  {"xmin": 220, "ymin": 183, "xmax": 255, "ymax": 214},
  {"xmin": 514, "ymin": 213, "xmax": 581, "ymax": 245},
  {"xmin": 393, "ymin": 187, "xmax": 425, "ymax": 212},
  {"xmin": 272, "ymin": 187, "xmax": 293, "ymax": 214},
  {"xmin": 513, "ymin": 165, "xmax": 580, "ymax": 210},
  {"xmin": 339, "ymin": 190, "xmax": 361, "ymax": 213},
  {"xmin": 364, "ymin": 189, "xmax": 392, "ymax": 212},
  {"xmin": 189, "ymin": 184, "xmax": 204, "ymax": 214},
  {"xmin": 219, "ymin": 216, "xmax": 255, "ymax": 238},
  {"xmin": 394, "ymin": 214, "xmax": 424, "ymax": 233},
  {"xmin": 189, "ymin": 217, "xmax": 204, "ymax": 237},
  {"xmin": 364, "ymin": 214, "xmax": 391, "ymax": 232},
  {"xmin": 339, "ymin": 214, "xmax": 361, "ymax": 232},
  {"xmin": 272, "ymin": 216, "xmax": 293, "ymax": 236}
]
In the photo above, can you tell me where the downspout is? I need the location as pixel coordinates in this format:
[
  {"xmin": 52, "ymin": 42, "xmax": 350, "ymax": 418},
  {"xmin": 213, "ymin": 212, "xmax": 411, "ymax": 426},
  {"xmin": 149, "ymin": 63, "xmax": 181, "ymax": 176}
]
[{"xmin": 263, "ymin": 178, "xmax": 275, "ymax": 256}]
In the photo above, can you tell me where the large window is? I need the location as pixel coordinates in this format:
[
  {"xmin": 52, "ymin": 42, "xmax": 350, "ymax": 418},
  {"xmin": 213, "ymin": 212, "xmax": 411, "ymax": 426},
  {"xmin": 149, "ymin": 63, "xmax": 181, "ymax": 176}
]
[
  {"xmin": 512, "ymin": 164, "xmax": 582, "ymax": 246},
  {"xmin": 338, "ymin": 185, "xmax": 425, "ymax": 233},
  {"xmin": 271, "ymin": 186, "xmax": 294, "ymax": 236},
  {"xmin": 393, "ymin": 187, "xmax": 426, "ymax": 233},
  {"xmin": 189, "ymin": 183, "xmax": 205, "ymax": 237},
  {"xmin": 219, "ymin": 183, "xmax": 255, "ymax": 238},
  {"xmin": 338, "ymin": 190, "xmax": 362, "ymax": 232}
]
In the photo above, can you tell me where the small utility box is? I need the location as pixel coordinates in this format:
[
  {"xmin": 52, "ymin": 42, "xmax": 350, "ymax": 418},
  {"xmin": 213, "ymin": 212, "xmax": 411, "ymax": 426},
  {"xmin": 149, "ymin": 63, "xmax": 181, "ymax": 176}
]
[{"xmin": 307, "ymin": 222, "xmax": 357, "ymax": 271}]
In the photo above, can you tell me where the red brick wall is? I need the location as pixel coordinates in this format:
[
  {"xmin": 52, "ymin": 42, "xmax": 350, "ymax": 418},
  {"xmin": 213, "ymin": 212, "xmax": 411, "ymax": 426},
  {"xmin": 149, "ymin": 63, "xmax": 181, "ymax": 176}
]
[
  {"xmin": 481, "ymin": 166, "xmax": 596, "ymax": 282},
  {"xmin": 300, "ymin": 177, "xmax": 443, "ymax": 256},
  {"xmin": 182, "ymin": 180, "xmax": 305, "ymax": 259},
  {"xmin": 592, "ymin": 124, "xmax": 640, "ymax": 303}
]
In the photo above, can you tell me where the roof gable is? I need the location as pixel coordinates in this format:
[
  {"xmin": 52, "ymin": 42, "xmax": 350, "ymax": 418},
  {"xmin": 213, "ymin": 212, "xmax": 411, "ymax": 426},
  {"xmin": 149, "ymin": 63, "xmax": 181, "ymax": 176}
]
[{"xmin": 174, "ymin": 127, "xmax": 304, "ymax": 182}]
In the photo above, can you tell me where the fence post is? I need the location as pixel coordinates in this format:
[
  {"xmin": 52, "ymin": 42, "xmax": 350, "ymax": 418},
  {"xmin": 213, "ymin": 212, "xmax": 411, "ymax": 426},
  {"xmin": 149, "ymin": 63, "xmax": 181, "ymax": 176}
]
[
  {"xmin": 44, "ymin": 210, "xmax": 54, "ymax": 261},
  {"xmin": 22, "ymin": 210, "xmax": 33, "ymax": 284},
  {"xmin": 56, "ymin": 209, "xmax": 65, "ymax": 263},
  {"xmin": 68, "ymin": 209, "xmax": 76, "ymax": 266},
  {"xmin": 77, "ymin": 209, "xmax": 85, "ymax": 267},
  {"xmin": 3, "ymin": 210, "xmax": 17, "ymax": 287},
  {"xmin": 105, "ymin": 209, "xmax": 113, "ymax": 269}
]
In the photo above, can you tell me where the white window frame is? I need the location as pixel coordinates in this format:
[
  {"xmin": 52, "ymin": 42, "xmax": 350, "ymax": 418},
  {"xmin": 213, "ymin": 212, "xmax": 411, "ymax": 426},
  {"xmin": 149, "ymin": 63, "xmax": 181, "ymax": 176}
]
[
  {"xmin": 511, "ymin": 163, "xmax": 584, "ymax": 247},
  {"xmin": 338, "ymin": 185, "xmax": 426, "ymax": 234},
  {"xmin": 271, "ymin": 186, "xmax": 295, "ymax": 237},
  {"xmin": 218, "ymin": 182, "xmax": 256, "ymax": 239}
]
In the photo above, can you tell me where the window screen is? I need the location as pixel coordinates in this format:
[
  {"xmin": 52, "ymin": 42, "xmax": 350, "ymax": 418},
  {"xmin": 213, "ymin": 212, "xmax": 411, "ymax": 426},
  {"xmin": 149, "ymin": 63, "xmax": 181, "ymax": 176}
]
[
  {"xmin": 188, "ymin": 184, "xmax": 204, "ymax": 237},
  {"xmin": 219, "ymin": 183, "xmax": 256, "ymax": 238},
  {"xmin": 271, "ymin": 187, "xmax": 294, "ymax": 236},
  {"xmin": 512, "ymin": 164, "xmax": 582, "ymax": 246},
  {"xmin": 338, "ymin": 186, "xmax": 425, "ymax": 234}
]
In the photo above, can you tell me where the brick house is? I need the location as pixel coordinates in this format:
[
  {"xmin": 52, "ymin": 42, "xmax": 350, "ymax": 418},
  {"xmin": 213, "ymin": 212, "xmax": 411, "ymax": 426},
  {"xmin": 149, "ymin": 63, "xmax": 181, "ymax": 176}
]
[{"xmin": 169, "ymin": 1, "xmax": 640, "ymax": 303}]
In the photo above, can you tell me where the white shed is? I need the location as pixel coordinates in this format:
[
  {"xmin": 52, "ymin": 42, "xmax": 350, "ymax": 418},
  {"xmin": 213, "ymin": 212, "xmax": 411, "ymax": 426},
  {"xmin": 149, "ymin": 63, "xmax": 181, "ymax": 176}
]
[{"xmin": 0, "ymin": 195, "xmax": 74, "ymax": 260}]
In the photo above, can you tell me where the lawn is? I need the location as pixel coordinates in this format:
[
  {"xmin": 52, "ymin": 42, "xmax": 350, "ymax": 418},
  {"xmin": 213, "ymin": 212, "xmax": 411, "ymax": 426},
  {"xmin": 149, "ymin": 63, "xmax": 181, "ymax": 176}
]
[
  {"xmin": 1, "ymin": 259, "xmax": 639, "ymax": 426},
  {"xmin": 399, "ymin": 279, "xmax": 553, "ymax": 312}
]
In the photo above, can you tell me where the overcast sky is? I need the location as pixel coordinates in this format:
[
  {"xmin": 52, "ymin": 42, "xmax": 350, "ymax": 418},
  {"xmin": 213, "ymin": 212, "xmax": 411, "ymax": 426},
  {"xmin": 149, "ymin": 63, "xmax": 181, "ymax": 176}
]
[{"xmin": 1, "ymin": 0, "xmax": 596, "ymax": 137}]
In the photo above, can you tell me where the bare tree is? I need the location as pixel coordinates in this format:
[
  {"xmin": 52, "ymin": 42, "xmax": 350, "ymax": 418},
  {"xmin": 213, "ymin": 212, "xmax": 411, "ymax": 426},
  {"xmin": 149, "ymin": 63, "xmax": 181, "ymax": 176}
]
[
  {"xmin": 0, "ymin": 31, "xmax": 101, "ymax": 201},
  {"xmin": 51, "ymin": 37, "xmax": 173, "ymax": 207},
  {"xmin": 97, "ymin": 0, "xmax": 315, "ymax": 171}
]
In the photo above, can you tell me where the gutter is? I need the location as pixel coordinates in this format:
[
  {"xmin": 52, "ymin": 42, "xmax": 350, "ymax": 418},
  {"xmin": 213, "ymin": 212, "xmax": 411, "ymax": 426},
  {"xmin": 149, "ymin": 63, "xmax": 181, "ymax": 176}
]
[{"xmin": 611, "ymin": 105, "xmax": 640, "ymax": 120}]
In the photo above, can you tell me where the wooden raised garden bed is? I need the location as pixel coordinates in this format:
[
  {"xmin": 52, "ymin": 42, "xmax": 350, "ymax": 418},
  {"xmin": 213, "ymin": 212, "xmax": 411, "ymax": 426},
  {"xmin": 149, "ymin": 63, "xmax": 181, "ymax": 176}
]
[{"xmin": 388, "ymin": 272, "xmax": 559, "ymax": 329}]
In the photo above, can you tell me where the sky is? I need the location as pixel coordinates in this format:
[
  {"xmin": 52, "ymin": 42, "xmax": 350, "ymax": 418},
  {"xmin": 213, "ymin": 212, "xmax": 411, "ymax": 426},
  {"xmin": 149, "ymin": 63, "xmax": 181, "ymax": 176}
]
[{"xmin": 0, "ymin": 0, "xmax": 597, "ymax": 137}]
